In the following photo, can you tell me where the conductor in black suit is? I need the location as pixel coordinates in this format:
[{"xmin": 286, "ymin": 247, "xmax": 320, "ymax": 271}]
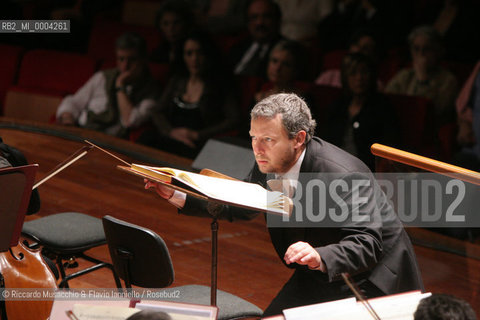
[
  {"xmin": 229, "ymin": 0, "xmax": 283, "ymax": 78},
  {"xmin": 146, "ymin": 93, "xmax": 424, "ymax": 316}
]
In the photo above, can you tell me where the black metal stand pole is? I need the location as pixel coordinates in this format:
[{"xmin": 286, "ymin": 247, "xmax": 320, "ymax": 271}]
[{"xmin": 210, "ymin": 218, "xmax": 218, "ymax": 306}]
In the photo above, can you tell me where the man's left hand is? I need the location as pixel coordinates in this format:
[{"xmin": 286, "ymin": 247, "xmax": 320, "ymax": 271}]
[{"xmin": 284, "ymin": 241, "xmax": 324, "ymax": 271}]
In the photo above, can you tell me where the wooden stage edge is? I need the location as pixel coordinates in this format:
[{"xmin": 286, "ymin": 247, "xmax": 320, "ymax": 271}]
[{"xmin": 0, "ymin": 119, "xmax": 479, "ymax": 316}]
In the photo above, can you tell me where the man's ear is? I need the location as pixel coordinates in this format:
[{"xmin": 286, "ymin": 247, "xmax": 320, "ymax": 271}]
[{"xmin": 294, "ymin": 130, "xmax": 307, "ymax": 148}]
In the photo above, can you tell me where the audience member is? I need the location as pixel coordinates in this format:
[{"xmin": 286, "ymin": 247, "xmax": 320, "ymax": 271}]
[
  {"xmin": 414, "ymin": 294, "xmax": 476, "ymax": 320},
  {"xmin": 139, "ymin": 30, "xmax": 239, "ymax": 158},
  {"xmin": 56, "ymin": 33, "xmax": 159, "ymax": 139},
  {"xmin": 385, "ymin": 25, "xmax": 458, "ymax": 128},
  {"xmin": 315, "ymin": 28, "xmax": 384, "ymax": 89},
  {"xmin": 151, "ymin": 0, "xmax": 195, "ymax": 64},
  {"xmin": 229, "ymin": 0, "xmax": 283, "ymax": 78},
  {"xmin": 275, "ymin": 0, "xmax": 334, "ymax": 45},
  {"xmin": 322, "ymin": 52, "xmax": 400, "ymax": 169},
  {"xmin": 413, "ymin": 0, "xmax": 480, "ymax": 63},
  {"xmin": 254, "ymin": 40, "xmax": 308, "ymax": 103}
]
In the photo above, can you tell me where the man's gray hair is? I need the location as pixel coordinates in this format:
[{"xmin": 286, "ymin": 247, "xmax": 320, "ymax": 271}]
[
  {"xmin": 251, "ymin": 93, "xmax": 316, "ymax": 143},
  {"xmin": 116, "ymin": 32, "xmax": 147, "ymax": 58},
  {"xmin": 408, "ymin": 25, "xmax": 443, "ymax": 50}
]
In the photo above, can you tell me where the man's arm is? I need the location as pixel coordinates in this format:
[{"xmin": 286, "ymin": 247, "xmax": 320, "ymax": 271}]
[
  {"xmin": 145, "ymin": 179, "xmax": 259, "ymax": 221},
  {"xmin": 314, "ymin": 174, "xmax": 384, "ymax": 280},
  {"xmin": 56, "ymin": 72, "xmax": 103, "ymax": 125}
]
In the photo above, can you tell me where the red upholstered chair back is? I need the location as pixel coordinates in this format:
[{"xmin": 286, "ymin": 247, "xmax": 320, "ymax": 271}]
[
  {"xmin": 385, "ymin": 93, "xmax": 436, "ymax": 155},
  {"xmin": 308, "ymin": 85, "xmax": 342, "ymax": 128},
  {"xmin": 17, "ymin": 49, "xmax": 96, "ymax": 95}
]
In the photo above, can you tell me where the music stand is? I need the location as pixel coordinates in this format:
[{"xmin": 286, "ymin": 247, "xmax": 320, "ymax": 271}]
[{"xmin": 0, "ymin": 164, "xmax": 38, "ymax": 320}]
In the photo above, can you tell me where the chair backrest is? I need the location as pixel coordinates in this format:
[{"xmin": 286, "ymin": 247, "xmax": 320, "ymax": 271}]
[
  {"xmin": 0, "ymin": 164, "xmax": 37, "ymax": 251},
  {"xmin": 385, "ymin": 93, "xmax": 436, "ymax": 154},
  {"xmin": 17, "ymin": 49, "xmax": 96, "ymax": 95},
  {"xmin": 102, "ymin": 215, "xmax": 174, "ymax": 288}
]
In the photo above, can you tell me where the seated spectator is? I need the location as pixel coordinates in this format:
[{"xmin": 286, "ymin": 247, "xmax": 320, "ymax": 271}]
[
  {"xmin": 229, "ymin": 0, "xmax": 283, "ymax": 78},
  {"xmin": 385, "ymin": 25, "xmax": 458, "ymax": 128},
  {"xmin": 56, "ymin": 33, "xmax": 159, "ymax": 139},
  {"xmin": 414, "ymin": 0, "xmax": 480, "ymax": 63},
  {"xmin": 414, "ymin": 294, "xmax": 476, "ymax": 320},
  {"xmin": 322, "ymin": 52, "xmax": 400, "ymax": 169},
  {"xmin": 139, "ymin": 30, "xmax": 239, "ymax": 158},
  {"xmin": 254, "ymin": 40, "xmax": 308, "ymax": 103},
  {"xmin": 151, "ymin": 0, "xmax": 195, "ymax": 65},
  {"xmin": 315, "ymin": 28, "xmax": 384, "ymax": 89}
]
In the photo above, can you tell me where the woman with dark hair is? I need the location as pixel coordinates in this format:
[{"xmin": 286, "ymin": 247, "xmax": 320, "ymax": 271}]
[
  {"xmin": 323, "ymin": 52, "xmax": 400, "ymax": 169},
  {"xmin": 140, "ymin": 30, "xmax": 239, "ymax": 158}
]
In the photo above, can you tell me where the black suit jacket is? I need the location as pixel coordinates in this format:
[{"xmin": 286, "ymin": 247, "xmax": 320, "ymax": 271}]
[
  {"xmin": 181, "ymin": 137, "xmax": 424, "ymax": 295},
  {"xmin": 228, "ymin": 35, "xmax": 283, "ymax": 78}
]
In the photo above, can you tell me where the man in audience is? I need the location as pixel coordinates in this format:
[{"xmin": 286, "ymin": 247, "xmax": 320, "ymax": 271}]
[
  {"xmin": 385, "ymin": 25, "xmax": 458, "ymax": 128},
  {"xmin": 56, "ymin": 33, "xmax": 159, "ymax": 139},
  {"xmin": 229, "ymin": 0, "xmax": 283, "ymax": 78}
]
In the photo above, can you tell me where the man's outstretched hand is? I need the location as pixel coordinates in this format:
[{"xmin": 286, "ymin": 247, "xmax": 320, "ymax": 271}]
[
  {"xmin": 144, "ymin": 179, "xmax": 174, "ymax": 200},
  {"xmin": 284, "ymin": 241, "xmax": 326, "ymax": 272}
]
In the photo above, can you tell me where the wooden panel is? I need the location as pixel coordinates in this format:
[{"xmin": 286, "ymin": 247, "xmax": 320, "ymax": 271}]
[{"xmin": 3, "ymin": 91, "xmax": 62, "ymax": 123}]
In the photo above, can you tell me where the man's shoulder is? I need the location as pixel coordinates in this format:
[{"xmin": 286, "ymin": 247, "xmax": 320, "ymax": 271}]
[{"xmin": 305, "ymin": 137, "xmax": 371, "ymax": 173}]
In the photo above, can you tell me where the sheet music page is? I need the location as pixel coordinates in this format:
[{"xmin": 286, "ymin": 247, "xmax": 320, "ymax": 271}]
[
  {"xmin": 283, "ymin": 297, "xmax": 357, "ymax": 320},
  {"xmin": 283, "ymin": 292, "xmax": 431, "ymax": 320},
  {"xmin": 134, "ymin": 165, "xmax": 287, "ymax": 215},
  {"xmin": 72, "ymin": 304, "xmax": 139, "ymax": 319},
  {"xmin": 135, "ymin": 302, "xmax": 216, "ymax": 320}
]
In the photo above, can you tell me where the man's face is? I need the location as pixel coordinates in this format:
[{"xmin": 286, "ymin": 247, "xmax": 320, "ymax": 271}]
[
  {"xmin": 116, "ymin": 48, "xmax": 143, "ymax": 78},
  {"xmin": 247, "ymin": 0, "xmax": 279, "ymax": 43},
  {"xmin": 267, "ymin": 49, "xmax": 296, "ymax": 86},
  {"xmin": 160, "ymin": 12, "xmax": 185, "ymax": 43},
  {"xmin": 411, "ymin": 35, "xmax": 439, "ymax": 71},
  {"xmin": 250, "ymin": 114, "xmax": 302, "ymax": 174}
]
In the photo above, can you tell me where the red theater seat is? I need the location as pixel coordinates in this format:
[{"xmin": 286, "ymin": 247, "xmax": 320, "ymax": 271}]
[
  {"xmin": 16, "ymin": 49, "xmax": 96, "ymax": 95},
  {"xmin": 385, "ymin": 93, "xmax": 436, "ymax": 156},
  {"xmin": 4, "ymin": 49, "xmax": 96, "ymax": 122},
  {"xmin": 308, "ymin": 85, "xmax": 342, "ymax": 127}
]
